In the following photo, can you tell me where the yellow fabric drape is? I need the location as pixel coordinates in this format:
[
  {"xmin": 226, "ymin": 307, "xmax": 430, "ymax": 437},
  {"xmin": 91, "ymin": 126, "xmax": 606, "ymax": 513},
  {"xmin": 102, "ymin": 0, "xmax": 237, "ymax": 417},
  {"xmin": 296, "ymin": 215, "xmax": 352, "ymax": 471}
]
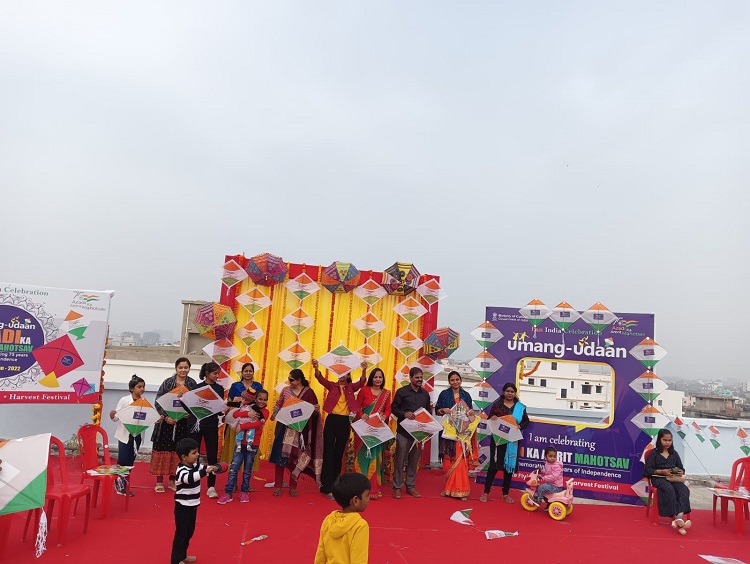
[{"xmin": 231, "ymin": 278, "xmax": 423, "ymax": 458}]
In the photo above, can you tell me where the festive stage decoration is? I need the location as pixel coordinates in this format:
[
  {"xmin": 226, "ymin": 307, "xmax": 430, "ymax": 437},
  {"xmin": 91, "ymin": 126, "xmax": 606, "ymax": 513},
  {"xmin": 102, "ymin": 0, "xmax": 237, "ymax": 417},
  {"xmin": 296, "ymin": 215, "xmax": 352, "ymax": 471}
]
[{"xmin": 214, "ymin": 254, "xmax": 444, "ymax": 457}]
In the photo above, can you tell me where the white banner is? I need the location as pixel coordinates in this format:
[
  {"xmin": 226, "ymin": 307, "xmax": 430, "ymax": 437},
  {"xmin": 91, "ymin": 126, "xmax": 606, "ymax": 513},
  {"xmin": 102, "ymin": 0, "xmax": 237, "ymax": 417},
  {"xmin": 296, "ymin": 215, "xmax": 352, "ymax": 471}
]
[{"xmin": 0, "ymin": 283, "xmax": 113, "ymax": 404}]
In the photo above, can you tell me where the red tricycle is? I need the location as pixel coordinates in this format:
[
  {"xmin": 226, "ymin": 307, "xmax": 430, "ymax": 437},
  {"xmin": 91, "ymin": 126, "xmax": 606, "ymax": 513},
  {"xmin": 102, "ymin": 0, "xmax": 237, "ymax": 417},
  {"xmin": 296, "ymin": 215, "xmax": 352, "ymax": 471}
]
[{"xmin": 520, "ymin": 469, "xmax": 575, "ymax": 521}]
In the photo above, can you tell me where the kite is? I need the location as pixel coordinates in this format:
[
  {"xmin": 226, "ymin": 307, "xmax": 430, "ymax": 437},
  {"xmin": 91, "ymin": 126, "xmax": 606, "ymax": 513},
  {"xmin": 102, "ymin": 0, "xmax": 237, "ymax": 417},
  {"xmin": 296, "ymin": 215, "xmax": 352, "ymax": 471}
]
[
  {"xmin": 246, "ymin": 252, "xmax": 288, "ymax": 286},
  {"xmin": 321, "ymin": 261, "xmax": 361, "ymax": 293},
  {"xmin": 116, "ymin": 398, "xmax": 161, "ymax": 436},
  {"xmin": 353, "ymin": 279, "xmax": 387, "ymax": 307},
  {"xmin": 236, "ymin": 320, "xmax": 264, "ymax": 347},
  {"xmin": 450, "ymin": 508, "xmax": 475, "ymax": 526},
  {"xmin": 275, "ymin": 396, "xmax": 315, "ymax": 432},
  {"xmin": 32, "ymin": 334, "xmax": 84, "ymax": 388},
  {"xmin": 156, "ymin": 385, "xmax": 190, "ymax": 422},
  {"xmin": 355, "ymin": 343, "xmax": 382, "ymax": 366},
  {"xmin": 492, "ymin": 415, "xmax": 524, "ymax": 445},
  {"xmin": 630, "ymin": 405, "xmax": 670, "ymax": 437},
  {"xmin": 71, "ymin": 377, "xmax": 96, "ymax": 399},
  {"xmin": 415, "ymin": 278, "xmax": 445, "ymax": 307},
  {"xmin": 317, "ymin": 344, "xmax": 362, "ymax": 377},
  {"xmin": 393, "ymin": 296, "xmax": 427, "ymax": 324},
  {"xmin": 519, "ymin": 299, "xmax": 552, "ymax": 337},
  {"xmin": 400, "ymin": 408, "xmax": 442, "ymax": 444},
  {"xmin": 485, "ymin": 530, "xmax": 519, "ymax": 540},
  {"xmin": 415, "ymin": 355, "xmax": 441, "ymax": 379},
  {"xmin": 470, "ymin": 321, "xmax": 503, "ymax": 350},
  {"xmin": 580, "ymin": 302, "xmax": 618, "ymax": 343},
  {"xmin": 284, "ymin": 272, "xmax": 320, "ymax": 301},
  {"xmin": 282, "ymin": 307, "xmax": 314, "ymax": 335},
  {"xmin": 422, "ymin": 327, "xmax": 460, "ymax": 359},
  {"xmin": 193, "ymin": 302, "xmax": 237, "ymax": 341},
  {"xmin": 391, "ymin": 330, "xmax": 424, "ymax": 358},
  {"xmin": 629, "ymin": 371, "xmax": 668, "ymax": 403},
  {"xmin": 353, "ymin": 312, "xmax": 386, "ymax": 339},
  {"xmin": 351, "ymin": 414, "xmax": 395, "ymax": 453},
  {"xmin": 221, "ymin": 259, "xmax": 248, "ymax": 288},
  {"xmin": 0, "ymin": 433, "xmax": 51, "ymax": 557},
  {"xmin": 235, "ymin": 287, "xmax": 272, "ymax": 315},
  {"xmin": 476, "ymin": 418, "xmax": 498, "ymax": 444},
  {"xmin": 469, "ymin": 380, "xmax": 500, "ymax": 411},
  {"xmin": 629, "ymin": 338, "xmax": 668, "ymax": 370},
  {"xmin": 382, "ymin": 262, "xmax": 420, "ymax": 296},
  {"xmin": 278, "ymin": 342, "xmax": 311, "ymax": 369},
  {"xmin": 180, "ymin": 386, "xmax": 226, "ymax": 421},
  {"xmin": 441, "ymin": 400, "xmax": 479, "ymax": 442},
  {"xmin": 203, "ymin": 338, "xmax": 240, "ymax": 365},
  {"xmin": 549, "ymin": 302, "xmax": 581, "ymax": 343},
  {"xmin": 468, "ymin": 351, "xmax": 502, "ymax": 380},
  {"xmin": 240, "ymin": 534, "xmax": 268, "ymax": 546}
]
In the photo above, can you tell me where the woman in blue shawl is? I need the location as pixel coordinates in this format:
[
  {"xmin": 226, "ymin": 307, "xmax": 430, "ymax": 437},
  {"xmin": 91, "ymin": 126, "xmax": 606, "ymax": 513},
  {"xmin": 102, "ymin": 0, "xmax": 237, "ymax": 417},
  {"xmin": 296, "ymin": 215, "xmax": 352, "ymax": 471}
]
[{"xmin": 480, "ymin": 382, "xmax": 529, "ymax": 503}]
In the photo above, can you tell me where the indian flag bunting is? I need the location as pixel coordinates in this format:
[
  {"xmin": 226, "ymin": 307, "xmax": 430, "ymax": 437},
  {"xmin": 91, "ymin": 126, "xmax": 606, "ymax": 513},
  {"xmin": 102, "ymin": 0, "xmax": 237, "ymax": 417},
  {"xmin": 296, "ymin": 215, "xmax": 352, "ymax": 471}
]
[
  {"xmin": 707, "ymin": 425, "xmax": 721, "ymax": 449},
  {"xmin": 691, "ymin": 421, "xmax": 706, "ymax": 443},
  {"xmin": 673, "ymin": 416, "xmax": 687, "ymax": 439},
  {"xmin": 738, "ymin": 428, "xmax": 750, "ymax": 456}
]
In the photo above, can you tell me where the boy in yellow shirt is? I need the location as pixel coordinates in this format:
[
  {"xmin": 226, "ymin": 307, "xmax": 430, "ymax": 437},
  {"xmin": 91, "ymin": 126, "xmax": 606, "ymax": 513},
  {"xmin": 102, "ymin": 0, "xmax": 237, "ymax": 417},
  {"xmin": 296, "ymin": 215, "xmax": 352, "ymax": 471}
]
[{"xmin": 314, "ymin": 472, "xmax": 370, "ymax": 564}]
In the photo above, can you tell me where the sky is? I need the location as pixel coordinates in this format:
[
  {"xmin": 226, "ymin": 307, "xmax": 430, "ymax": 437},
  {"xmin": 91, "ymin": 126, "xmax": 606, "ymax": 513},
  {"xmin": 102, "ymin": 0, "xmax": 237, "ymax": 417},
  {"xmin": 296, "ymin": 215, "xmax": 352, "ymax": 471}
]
[{"xmin": 1, "ymin": 1, "xmax": 748, "ymax": 382}]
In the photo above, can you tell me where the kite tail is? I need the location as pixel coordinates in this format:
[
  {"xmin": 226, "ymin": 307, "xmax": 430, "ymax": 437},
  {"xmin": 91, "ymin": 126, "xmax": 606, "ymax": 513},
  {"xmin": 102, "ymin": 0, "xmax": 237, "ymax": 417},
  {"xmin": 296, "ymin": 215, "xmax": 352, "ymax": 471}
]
[
  {"xmin": 190, "ymin": 420, "xmax": 201, "ymax": 434},
  {"xmin": 299, "ymin": 434, "xmax": 306, "ymax": 452},
  {"xmin": 35, "ymin": 510, "xmax": 48, "ymax": 558},
  {"xmin": 172, "ymin": 424, "xmax": 177, "ymax": 441}
]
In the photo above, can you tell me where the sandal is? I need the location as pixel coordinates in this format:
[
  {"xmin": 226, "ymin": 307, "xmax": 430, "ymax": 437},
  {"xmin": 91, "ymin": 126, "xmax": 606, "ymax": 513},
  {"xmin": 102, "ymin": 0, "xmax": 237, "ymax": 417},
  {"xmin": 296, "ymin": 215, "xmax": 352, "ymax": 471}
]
[
  {"xmin": 440, "ymin": 492, "xmax": 448, "ymax": 497},
  {"xmin": 167, "ymin": 480, "xmax": 176, "ymax": 491},
  {"xmin": 154, "ymin": 483, "xmax": 166, "ymax": 493},
  {"xmin": 289, "ymin": 489, "xmax": 298, "ymax": 498},
  {"xmin": 479, "ymin": 493, "xmax": 488, "ymax": 503},
  {"xmin": 460, "ymin": 496, "xmax": 468, "ymax": 502},
  {"xmin": 273, "ymin": 488, "xmax": 282, "ymax": 497},
  {"xmin": 503, "ymin": 495, "xmax": 514, "ymax": 504}
]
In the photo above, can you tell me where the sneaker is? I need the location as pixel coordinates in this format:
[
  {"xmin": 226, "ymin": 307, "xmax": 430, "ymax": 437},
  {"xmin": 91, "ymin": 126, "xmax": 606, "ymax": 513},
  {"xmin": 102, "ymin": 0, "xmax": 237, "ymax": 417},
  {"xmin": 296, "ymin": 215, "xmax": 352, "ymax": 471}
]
[
  {"xmin": 206, "ymin": 487, "xmax": 219, "ymax": 499},
  {"xmin": 217, "ymin": 493, "xmax": 232, "ymax": 505},
  {"xmin": 392, "ymin": 488, "xmax": 402, "ymax": 499},
  {"xmin": 239, "ymin": 492, "xmax": 250, "ymax": 503},
  {"xmin": 116, "ymin": 490, "xmax": 135, "ymax": 497},
  {"xmin": 407, "ymin": 489, "xmax": 421, "ymax": 498}
]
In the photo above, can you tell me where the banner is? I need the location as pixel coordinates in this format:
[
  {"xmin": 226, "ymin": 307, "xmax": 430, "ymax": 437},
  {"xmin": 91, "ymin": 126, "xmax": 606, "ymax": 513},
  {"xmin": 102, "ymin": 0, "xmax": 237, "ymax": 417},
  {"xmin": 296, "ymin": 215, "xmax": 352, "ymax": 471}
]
[
  {"xmin": 0, "ymin": 283, "xmax": 113, "ymax": 404},
  {"xmin": 479, "ymin": 306, "xmax": 656, "ymax": 505}
]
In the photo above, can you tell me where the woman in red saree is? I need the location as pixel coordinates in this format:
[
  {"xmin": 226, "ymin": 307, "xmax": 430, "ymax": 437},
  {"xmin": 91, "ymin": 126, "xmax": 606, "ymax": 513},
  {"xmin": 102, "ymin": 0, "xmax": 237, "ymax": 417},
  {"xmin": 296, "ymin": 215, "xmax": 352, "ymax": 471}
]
[
  {"xmin": 435, "ymin": 371, "xmax": 478, "ymax": 501},
  {"xmin": 353, "ymin": 367, "xmax": 392, "ymax": 499}
]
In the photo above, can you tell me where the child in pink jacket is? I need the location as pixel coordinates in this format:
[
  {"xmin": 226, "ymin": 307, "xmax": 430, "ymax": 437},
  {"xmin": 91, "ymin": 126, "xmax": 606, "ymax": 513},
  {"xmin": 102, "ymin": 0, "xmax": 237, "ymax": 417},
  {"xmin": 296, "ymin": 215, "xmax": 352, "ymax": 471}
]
[{"xmin": 534, "ymin": 446, "xmax": 564, "ymax": 503}]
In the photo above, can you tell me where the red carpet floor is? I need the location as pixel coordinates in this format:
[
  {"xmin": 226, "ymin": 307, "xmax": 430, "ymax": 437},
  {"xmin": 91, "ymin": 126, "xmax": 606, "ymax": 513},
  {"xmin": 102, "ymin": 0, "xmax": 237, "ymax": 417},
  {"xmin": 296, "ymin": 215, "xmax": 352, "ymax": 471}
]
[{"xmin": 4, "ymin": 460, "xmax": 748, "ymax": 564}]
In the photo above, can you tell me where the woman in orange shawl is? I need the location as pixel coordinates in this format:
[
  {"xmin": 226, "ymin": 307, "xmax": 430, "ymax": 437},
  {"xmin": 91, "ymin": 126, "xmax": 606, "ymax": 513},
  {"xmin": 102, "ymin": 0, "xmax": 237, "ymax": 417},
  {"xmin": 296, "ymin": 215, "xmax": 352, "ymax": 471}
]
[{"xmin": 435, "ymin": 371, "xmax": 478, "ymax": 501}]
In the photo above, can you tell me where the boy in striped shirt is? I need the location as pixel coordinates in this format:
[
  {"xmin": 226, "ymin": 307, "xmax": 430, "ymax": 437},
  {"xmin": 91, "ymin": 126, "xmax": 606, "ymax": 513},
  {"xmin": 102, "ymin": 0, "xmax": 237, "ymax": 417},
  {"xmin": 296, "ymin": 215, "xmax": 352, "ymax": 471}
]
[{"xmin": 171, "ymin": 437, "xmax": 219, "ymax": 564}]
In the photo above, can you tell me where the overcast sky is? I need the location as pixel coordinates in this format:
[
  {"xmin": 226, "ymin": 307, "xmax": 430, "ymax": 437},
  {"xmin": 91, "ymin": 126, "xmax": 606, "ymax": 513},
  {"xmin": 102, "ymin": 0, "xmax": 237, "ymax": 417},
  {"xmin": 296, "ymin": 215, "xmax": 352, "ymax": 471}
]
[{"xmin": 2, "ymin": 2, "xmax": 747, "ymax": 382}]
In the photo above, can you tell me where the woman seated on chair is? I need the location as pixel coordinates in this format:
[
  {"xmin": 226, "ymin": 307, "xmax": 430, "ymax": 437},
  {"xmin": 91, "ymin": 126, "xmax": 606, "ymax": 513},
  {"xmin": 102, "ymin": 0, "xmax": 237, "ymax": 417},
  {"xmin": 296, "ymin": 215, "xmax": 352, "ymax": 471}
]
[{"xmin": 643, "ymin": 428, "xmax": 692, "ymax": 535}]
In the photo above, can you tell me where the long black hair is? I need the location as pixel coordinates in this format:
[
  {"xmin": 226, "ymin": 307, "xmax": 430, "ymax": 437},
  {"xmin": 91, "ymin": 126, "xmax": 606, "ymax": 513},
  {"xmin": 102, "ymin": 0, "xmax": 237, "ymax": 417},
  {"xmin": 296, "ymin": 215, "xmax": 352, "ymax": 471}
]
[
  {"xmin": 289, "ymin": 368, "xmax": 310, "ymax": 387},
  {"xmin": 199, "ymin": 362, "xmax": 221, "ymax": 380},
  {"xmin": 655, "ymin": 428, "xmax": 675, "ymax": 455}
]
